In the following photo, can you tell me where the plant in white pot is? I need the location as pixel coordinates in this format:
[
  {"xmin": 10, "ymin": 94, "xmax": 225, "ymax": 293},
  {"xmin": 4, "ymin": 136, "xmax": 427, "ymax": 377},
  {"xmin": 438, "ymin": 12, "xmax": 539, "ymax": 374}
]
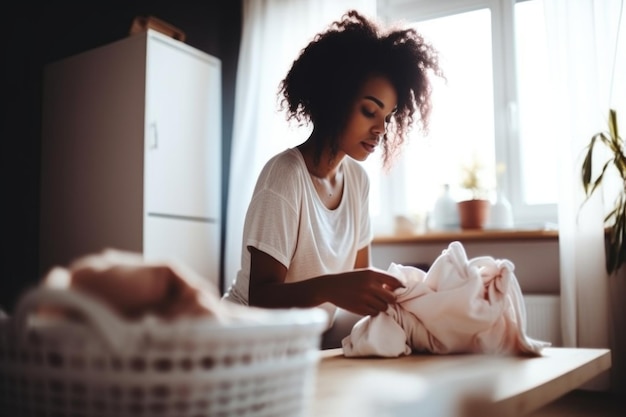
[{"xmin": 581, "ymin": 109, "xmax": 625, "ymax": 275}]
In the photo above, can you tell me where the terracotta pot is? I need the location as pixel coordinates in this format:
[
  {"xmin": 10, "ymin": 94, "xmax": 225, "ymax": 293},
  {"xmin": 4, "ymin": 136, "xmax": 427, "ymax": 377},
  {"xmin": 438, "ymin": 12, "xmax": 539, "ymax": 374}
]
[{"xmin": 457, "ymin": 199, "xmax": 490, "ymax": 229}]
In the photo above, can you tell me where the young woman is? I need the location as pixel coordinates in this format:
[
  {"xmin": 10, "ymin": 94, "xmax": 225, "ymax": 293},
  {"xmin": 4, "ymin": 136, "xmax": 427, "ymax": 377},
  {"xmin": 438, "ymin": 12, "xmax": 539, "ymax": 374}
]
[
  {"xmin": 35, "ymin": 10, "xmax": 441, "ymax": 350},
  {"xmin": 222, "ymin": 10, "xmax": 442, "ymax": 348}
]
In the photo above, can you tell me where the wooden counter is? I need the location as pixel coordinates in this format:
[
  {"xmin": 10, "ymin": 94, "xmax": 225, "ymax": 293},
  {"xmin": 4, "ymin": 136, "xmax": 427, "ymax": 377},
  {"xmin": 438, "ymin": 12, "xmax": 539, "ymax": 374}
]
[{"xmin": 312, "ymin": 347, "xmax": 611, "ymax": 417}]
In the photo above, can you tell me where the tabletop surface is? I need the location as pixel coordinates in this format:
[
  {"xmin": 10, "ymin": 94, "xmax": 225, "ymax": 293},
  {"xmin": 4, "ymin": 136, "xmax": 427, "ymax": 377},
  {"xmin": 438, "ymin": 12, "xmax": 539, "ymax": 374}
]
[{"xmin": 312, "ymin": 347, "xmax": 611, "ymax": 417}]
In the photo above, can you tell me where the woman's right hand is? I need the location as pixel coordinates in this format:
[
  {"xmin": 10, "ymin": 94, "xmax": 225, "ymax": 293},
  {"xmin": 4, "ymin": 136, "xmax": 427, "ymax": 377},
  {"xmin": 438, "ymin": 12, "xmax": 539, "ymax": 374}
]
[
  {"xmin": 324, "ymin": 269, "xmax": 404, "ymax": 317},
  {"xmin": 248, "ymin": 247, "xmax": 404, "ymax": 316}
]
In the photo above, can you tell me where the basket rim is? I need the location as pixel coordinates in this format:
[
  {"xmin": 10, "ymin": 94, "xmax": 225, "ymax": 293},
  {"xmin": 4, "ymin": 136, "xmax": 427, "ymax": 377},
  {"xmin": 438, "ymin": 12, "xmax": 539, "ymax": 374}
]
[
  {"xmin": 161, "ymin": 308, "xmax": 328, "ymax": 330},
  {"xmin": 0, "ymin": 309, "xmax": 328, "ymax": 356}
]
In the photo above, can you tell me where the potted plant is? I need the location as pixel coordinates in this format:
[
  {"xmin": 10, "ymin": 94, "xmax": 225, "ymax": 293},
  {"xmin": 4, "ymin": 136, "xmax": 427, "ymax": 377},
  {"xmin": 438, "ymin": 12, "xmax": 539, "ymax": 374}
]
[
  {"xmin": 457, "ymin": 156, "xmax": 491, "ymax": 229},
  {"xmin": 581, "ymin": 109, "xmax": 625, "ymax": 275},
  {"xmin": 581, "ymin": 109, "xmax": 626, "ymax": 393}
]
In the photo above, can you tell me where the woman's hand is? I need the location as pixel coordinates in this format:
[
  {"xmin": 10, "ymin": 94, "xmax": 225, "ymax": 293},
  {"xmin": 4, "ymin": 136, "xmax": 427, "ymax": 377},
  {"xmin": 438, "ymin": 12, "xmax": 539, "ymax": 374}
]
[
  {"xmin": 248, "ymin": 247, "xmax": 403, "ymax": 316},
  {"xmin": 324, "ymin": 269, "xmax": 404, "ymax": 317},
  {"xmin": 42, "ymin": 249, "xmax": 221, "ymax": 320}
]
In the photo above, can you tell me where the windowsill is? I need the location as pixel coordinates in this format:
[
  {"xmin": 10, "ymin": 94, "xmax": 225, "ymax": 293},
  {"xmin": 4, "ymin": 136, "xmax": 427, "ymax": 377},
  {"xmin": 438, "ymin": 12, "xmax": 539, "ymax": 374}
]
[{"xmin": 373, "ymin": 228, "xmax": 559, "ymax": 244}]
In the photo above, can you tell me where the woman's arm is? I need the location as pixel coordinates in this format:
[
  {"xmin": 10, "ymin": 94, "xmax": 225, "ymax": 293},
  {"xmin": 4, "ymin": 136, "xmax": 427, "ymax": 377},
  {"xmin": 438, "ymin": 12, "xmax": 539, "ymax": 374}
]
[
  {"xmin": 248, "ymin": 246, "xmax": 403, "ymax": 316},
  {"xmin": 354, "ymin": 245, "xmax": 371, "ymax": 269}
]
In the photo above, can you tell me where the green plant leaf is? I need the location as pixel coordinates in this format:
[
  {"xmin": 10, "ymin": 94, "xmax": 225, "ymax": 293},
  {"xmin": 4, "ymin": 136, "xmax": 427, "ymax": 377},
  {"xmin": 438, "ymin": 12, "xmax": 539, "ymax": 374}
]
[
  {"xmin": 580, "ymin": 109, "xmax": 626, "ymax": 275},
  {"xmin": 582, "ymin": 141, "xmax": 594, "ymax": 193},
  {"xmin": 607, "ymin": 196, "xmax": 625, "ymax": 273},
  {"xmin": 588, "ymin": 159, "xmax": 613, "ymax": 197},
  {"xmin": 609, "ymin": 108, "xmax": 618, "ymax": 141}
]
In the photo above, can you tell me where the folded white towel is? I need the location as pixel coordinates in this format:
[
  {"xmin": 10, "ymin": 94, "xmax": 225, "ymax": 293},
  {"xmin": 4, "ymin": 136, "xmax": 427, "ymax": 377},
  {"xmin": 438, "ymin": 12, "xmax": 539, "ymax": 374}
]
[{"xmin": 342, "ymin": 241, "xmax": 551, "ymax": 357}]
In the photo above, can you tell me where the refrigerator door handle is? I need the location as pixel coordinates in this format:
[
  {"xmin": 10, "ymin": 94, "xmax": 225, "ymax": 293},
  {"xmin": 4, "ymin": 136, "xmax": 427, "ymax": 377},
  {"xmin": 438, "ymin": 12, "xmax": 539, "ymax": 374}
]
[{"xmin": 148, "ymin": 122, "xmax": 158, "ymax": 149}]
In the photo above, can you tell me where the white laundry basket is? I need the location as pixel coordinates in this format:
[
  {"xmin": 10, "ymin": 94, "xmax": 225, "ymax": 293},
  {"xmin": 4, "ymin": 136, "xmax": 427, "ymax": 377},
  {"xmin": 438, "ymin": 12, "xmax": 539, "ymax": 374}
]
[{"xmin": 0, "ymin": 287, "xmax": 328, "ymax": 417}]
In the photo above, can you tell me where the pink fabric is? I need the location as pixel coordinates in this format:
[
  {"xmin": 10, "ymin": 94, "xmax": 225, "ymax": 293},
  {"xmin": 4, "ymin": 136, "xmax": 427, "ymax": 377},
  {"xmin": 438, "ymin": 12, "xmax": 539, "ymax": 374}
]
[{"xmin": 342, "ymin": 241, "xmax": 551, "ymax": 357}]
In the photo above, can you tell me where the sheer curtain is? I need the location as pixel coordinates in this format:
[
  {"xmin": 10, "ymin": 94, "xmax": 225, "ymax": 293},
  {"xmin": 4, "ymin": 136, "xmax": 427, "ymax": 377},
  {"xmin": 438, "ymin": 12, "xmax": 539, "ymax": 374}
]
[
  {"xmin": 224, "ymin": 0, "xmax": 376, "ymax": 290},
  {"xmin": 545, "ymin": 0, "xmax": 625, "ymax": 390}
]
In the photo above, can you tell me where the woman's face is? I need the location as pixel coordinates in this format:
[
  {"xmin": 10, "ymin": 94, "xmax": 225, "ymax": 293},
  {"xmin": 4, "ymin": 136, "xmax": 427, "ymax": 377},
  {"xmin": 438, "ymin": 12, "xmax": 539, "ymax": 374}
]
[{"xmin": 339, "ymin": 75, "xmax": 398, "ymax": 162}]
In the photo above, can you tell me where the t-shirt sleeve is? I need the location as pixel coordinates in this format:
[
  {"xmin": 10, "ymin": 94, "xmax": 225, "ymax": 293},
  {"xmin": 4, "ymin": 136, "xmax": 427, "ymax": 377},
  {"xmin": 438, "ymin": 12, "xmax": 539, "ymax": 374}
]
[{"xmin": 242, "ymin": 188, "xmax": 299, "ymax": 269}]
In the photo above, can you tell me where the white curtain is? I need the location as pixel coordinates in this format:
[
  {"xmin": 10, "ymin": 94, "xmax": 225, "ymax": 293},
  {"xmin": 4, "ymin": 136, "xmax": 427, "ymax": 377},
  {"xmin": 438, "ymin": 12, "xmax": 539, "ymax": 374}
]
[
  {"xmin": 545, "ymin": 0, "xmax": 625, "ymax": 389},
  {"xmin": 224, "ymin": 0, "xmax": 377, "ymax": 290}
]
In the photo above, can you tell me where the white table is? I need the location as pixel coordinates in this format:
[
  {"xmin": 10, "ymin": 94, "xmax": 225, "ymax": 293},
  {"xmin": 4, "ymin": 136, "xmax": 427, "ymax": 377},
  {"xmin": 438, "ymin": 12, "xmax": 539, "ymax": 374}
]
[{"xmin": 312, "ymin": 347, "xmax": 611, "ymax": 417}]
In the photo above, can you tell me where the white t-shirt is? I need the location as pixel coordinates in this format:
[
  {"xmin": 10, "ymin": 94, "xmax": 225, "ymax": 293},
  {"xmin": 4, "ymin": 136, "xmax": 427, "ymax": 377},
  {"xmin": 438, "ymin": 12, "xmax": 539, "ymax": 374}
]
[{"xmin": 222, "ymin": 147, "xmax": 373, "ymax": 325}]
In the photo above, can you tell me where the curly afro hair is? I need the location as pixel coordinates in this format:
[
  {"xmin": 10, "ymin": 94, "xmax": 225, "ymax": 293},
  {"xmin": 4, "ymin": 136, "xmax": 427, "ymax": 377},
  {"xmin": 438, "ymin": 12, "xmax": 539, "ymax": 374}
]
[{"xmin": 278, "ymin": 9, "xmax": 443, "ymax": 168}]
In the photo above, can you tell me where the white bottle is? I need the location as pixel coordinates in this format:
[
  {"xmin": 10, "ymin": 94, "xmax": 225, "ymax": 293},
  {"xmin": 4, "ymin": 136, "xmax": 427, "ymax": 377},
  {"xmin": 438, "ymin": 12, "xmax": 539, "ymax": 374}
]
[
  {"xmin": 489, "ymin": 190, "xmax": 514, "ymax": 229},
  {"xmin": 432, "ymin": 184, "xmax": 459, "ymax": 230}
]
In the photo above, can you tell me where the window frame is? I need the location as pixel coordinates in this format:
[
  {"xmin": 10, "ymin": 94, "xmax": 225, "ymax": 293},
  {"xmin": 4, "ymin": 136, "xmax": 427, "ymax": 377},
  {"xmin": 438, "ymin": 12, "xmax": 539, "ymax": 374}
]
[{"xmin": 376, "ymin": 0, "xmax": 558, "ymax": 230}]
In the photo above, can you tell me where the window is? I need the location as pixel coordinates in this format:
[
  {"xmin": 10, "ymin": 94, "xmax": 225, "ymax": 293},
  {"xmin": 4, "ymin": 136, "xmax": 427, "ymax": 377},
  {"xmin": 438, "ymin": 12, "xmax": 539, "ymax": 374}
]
[
  {"xmin": 372, "ymin": 0, "xmax": 558, "ymax": 233},
  {"xmin": 514, "ymin": 0, "xmax": 559, "ymax": 207}
]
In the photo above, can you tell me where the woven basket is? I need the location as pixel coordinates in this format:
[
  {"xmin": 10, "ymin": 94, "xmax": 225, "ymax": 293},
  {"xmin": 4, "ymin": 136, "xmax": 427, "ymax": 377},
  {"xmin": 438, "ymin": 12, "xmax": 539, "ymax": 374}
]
[{"xmin": 0, "ymin": 287, "xmax": 328, "ymax": 417}]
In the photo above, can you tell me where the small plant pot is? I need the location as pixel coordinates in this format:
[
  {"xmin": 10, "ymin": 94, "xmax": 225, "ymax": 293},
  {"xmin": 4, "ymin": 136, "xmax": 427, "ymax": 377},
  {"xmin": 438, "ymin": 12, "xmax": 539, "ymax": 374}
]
[{"xmin": 457, "ymin": 199, "xmax": 490, "ymax": 230}]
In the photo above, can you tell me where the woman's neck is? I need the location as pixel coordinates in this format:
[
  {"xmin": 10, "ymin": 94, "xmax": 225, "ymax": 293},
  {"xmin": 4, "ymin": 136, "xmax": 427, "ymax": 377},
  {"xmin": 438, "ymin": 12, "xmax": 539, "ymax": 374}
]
[
  {"xmin": 297, "ymin": 134, "xmax": 344, "ymax": 180},
  {"xmin": 298, "ymin": 135, "xmax": 345, "ymax": 209}
]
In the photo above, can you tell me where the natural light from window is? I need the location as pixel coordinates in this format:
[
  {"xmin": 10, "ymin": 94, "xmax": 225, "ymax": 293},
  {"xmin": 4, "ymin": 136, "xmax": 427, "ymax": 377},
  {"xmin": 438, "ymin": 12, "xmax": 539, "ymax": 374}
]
[
  {"xmin": 515, "ymin": 0, "xmax": 559, "ymax": 205},
  {"xmin": 368, "ymin": 0, "xmax": 559, "ymax": 232},
  {"xmin": 406, "ymin": 9, "xmax": 496, "ymax": 213},
  {"xmin": 367, "ymin": 8, "xmax": 497, "ymax": 226}
]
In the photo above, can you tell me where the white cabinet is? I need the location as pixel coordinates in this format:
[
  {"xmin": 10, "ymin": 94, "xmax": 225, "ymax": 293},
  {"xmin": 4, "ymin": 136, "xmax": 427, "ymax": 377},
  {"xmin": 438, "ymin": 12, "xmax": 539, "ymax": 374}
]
[{"xmin": 39, "ymin": 29, "xmax": 221, "ymax": 287}]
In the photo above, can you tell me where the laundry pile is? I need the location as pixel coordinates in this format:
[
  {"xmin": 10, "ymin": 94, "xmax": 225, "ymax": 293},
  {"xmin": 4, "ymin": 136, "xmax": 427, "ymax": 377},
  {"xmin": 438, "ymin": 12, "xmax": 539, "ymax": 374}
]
[{"xmin": 342, "ymin": 241, "xmax": 550, "ymax": 357}]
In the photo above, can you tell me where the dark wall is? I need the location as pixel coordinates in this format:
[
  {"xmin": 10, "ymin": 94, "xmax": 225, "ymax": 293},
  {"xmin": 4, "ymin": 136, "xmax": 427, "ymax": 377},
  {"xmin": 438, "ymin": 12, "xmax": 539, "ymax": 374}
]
[{"xmin": 0, "ymin": 1, "xmax": 242, "ymax": 312}]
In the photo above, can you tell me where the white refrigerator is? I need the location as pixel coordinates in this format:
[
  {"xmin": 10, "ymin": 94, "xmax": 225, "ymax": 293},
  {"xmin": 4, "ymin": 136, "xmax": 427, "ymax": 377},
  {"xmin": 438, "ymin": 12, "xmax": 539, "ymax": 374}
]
[{"xmin": 39, "ymin": 29, "xmax": 222, "ymax": 288}]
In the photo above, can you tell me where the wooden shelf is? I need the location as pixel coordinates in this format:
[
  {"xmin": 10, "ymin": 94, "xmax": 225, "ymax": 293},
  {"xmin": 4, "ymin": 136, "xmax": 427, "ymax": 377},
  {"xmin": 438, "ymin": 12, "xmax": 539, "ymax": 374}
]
[{"xmin": 373, "ymin": 228, "xmax": 559, "ymax": 244}]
